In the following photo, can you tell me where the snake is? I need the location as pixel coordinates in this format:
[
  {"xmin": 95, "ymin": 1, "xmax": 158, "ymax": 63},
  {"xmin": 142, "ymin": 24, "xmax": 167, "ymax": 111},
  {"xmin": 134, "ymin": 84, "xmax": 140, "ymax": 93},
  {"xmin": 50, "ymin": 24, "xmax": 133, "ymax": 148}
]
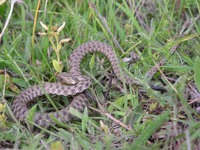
[{"xmin": 12, "ymin": 41, "xmax": 163, "ymax": 127}]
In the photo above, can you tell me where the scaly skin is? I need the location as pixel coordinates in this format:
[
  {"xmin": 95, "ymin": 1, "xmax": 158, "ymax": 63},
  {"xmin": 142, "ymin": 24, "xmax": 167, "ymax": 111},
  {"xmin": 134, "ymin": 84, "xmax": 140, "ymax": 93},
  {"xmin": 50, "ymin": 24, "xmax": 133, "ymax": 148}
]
[
  {"xmin": 12, "ymin": 41, "xmax": 144, "ymax": 127},
  {"xmin": 69, "ymin": 41, "xmax": 141, "ymax": 85}
]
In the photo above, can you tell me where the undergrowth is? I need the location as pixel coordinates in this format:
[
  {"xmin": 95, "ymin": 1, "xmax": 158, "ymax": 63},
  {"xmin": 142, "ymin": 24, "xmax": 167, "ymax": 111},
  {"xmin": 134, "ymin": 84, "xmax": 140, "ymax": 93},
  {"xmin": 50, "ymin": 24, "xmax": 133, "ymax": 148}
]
[{"xmin": 0, "ymin": 0, "xmax": 200, "ymax": 149}]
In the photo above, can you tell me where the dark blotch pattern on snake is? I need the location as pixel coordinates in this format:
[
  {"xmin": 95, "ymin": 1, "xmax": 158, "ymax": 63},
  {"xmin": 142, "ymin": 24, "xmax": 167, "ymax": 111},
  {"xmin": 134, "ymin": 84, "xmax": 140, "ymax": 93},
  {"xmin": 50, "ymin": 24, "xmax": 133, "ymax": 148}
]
[{"xmin": 12, "ymin": 41, "xmax": 143, "ymax": 127}]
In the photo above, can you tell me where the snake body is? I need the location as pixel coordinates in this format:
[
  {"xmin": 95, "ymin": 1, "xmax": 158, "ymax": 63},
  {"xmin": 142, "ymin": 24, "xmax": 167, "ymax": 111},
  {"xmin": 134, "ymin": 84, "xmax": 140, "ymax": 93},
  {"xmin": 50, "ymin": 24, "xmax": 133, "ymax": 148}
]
[{"xmin": 12, "ymin": 41, "xmax": 142, "ymax": 127}]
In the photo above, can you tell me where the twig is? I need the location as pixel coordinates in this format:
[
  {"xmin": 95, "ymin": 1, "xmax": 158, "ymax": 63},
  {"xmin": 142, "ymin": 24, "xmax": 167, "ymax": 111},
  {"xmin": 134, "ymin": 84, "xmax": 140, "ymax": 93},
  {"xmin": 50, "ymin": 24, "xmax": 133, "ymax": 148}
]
[
  {"xmin": 0, "ymin": 0, "xmax": 24, "ymax": 41},
  {"xmin": 89, "ymin": 106, "xmax": 132, "ymax": 130},
  {"xmin": 32, "ymin": 0, "xmax": 41, "ymax": 47},
  {"xmin": 86, "ymin": 82, "xmax": 125, "ymax": 129}
]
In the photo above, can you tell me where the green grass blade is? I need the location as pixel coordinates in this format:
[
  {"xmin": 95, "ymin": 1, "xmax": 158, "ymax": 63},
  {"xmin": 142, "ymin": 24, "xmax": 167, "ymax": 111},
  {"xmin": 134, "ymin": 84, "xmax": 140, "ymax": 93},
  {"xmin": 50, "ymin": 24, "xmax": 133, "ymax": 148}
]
[{"xmin": 128, "ymin": 111, "xmax": 170, "ymax": 149}]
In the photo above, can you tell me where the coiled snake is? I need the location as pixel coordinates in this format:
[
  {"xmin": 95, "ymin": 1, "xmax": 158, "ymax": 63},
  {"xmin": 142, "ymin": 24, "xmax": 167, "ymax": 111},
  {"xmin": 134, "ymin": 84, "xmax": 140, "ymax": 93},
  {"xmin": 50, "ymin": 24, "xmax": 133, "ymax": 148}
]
[{"xmin": 12, "ymin": 41, "xmax": 159, "ymax": 127}]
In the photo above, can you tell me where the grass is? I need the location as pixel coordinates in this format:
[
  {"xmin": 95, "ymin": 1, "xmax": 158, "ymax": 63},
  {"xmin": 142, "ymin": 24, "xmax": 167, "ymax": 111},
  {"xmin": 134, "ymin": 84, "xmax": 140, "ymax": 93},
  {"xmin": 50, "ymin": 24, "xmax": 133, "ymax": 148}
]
[{"xmin": 0, "ymin": 0, "xmax": 200, "ymax": 149}]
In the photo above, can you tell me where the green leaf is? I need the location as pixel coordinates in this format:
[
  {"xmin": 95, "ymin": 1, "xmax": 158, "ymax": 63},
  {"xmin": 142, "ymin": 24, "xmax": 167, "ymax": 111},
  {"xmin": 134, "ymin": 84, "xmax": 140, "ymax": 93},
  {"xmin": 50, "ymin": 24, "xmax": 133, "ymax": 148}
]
[
  {"xmin": 50, "ymin": 140, "xmax": 64, "ymax": 150},
  {"xmin": 52, "ymin": 59, "xmax": 64, "ymax": 73},
  {"xmin": 194, "ymin": 57, "xmax": 200, "ymax": 92},
  {"xmin": 162, "ymin": 65, "xmax": 193, "ymax": 72},
  {"xmin": 180, "ymin": 52, "xmax": 194, "ymax": 67},
  {"xmin": 0, "ymin": 1, "xmax": 7, "ymax": 15},
  {"xmin": 49, "ymin": 114, "xmax": 67, "ymax": 128},
  {"xmin": 26, "ymin": 104, "xmax": 37, "ymax": 123},
  {"xmin": 89, "ymin": 54, "xmax": 95, "ymax": 71},
  {"xmin": 57, "ymin": 128, "xmax": 73, "ymax": 139},
  {"xmin": 82, "ymin": 108, "xmax": 88, "ymax": 133},
  {"xmin": 108, "ymin": 94, "xmax": 137, "ymax": 112},
  {"xmin": 69, "ymin": 107, "xmax": 83, "ymax": 119},
  {"xmin": 12, "ymin": 78, "xmax": 28, "ymax": 88},
  {"xmin": 128, "ymin": 111, "xmax": 170, "ymax": 149}
]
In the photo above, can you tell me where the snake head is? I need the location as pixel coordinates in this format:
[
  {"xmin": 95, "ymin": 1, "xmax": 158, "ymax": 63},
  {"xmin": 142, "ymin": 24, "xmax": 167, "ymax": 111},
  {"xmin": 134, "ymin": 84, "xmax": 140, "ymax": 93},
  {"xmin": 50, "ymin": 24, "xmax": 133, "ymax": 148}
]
[{"xmin": 56, "ymin": 72, "xmax": 86, "ymax": 85}]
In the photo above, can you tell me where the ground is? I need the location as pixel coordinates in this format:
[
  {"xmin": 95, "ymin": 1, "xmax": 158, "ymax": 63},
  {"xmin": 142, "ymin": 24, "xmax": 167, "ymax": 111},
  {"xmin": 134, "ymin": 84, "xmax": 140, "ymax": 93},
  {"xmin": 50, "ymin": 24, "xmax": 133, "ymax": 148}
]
[{"xmin": 0, "ymin": 0, "xmax": 200, "ymax": 149}]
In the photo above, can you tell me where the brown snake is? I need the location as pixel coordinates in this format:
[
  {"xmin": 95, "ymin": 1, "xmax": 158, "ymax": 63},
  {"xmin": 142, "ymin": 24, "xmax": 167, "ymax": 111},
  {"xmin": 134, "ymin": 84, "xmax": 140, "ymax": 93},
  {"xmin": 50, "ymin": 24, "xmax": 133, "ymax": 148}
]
[{"xmin": 12, "ymin": 41, "xmax": 160, "ymax": 127}]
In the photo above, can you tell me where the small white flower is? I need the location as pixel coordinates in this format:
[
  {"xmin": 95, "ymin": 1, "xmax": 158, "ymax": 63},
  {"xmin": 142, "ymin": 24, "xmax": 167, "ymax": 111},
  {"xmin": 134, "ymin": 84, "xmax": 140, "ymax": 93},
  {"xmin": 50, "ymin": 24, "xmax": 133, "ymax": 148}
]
[
  {"xmin": 57, "ymin": 22, "xmax": 66, "ymax": 32},
  {"xmin": 59, "ymin": 38, "xmax": 71, "ymax": 44},
  {"xmin": 40, "ymin": 21, "xmax": 49, "ymax": 30}
]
